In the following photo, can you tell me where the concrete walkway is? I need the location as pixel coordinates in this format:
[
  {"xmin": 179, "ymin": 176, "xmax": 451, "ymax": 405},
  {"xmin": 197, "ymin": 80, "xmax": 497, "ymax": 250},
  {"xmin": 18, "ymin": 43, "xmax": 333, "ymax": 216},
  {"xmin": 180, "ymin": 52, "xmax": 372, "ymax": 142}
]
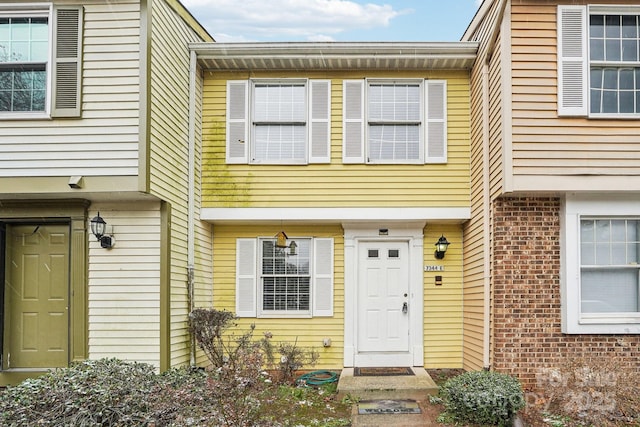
[{"xmin": 337, "ymin": 368, "xmax": 440, "ymax": 427}]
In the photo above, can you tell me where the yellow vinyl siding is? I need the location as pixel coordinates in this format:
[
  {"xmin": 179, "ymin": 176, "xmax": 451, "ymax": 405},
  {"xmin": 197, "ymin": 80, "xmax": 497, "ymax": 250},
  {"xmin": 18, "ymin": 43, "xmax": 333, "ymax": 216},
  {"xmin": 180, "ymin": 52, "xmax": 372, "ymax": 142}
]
[
  {"xmin": 212, "ymin": 224, "xmax": 344, "ymax": 368},
  {"xmin": 463, "ymin": 0, "xmax": 506, "ymax": 372},
  {"xmin": 511, "ymin": 0, "xmax": 640, "ymax": 190},
  {"xmin": 202, "ymin": 70, "xmax": 471, "ymax": 208},
  {"xmin": 424, "ymin": 225, "xmax": 464, "ymax": 368},
  {"xmin": 149, "ymin": 0, "xmax": 212, "ymax": 368}
]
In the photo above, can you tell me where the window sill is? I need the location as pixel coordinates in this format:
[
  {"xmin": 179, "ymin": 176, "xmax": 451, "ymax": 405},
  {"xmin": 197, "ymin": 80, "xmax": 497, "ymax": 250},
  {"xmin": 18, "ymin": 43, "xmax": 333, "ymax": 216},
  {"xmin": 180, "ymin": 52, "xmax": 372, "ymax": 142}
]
[
  {"xmin": 258, "ymin": 313, "xmax": 312, "ymax": 319},
  {"xmin": 563, "ymin": 318, "xmax": 640, "ymax": 334},
  {"xmin": 0, "ymin": 112, "xmax": 51, "ymax": 121}
]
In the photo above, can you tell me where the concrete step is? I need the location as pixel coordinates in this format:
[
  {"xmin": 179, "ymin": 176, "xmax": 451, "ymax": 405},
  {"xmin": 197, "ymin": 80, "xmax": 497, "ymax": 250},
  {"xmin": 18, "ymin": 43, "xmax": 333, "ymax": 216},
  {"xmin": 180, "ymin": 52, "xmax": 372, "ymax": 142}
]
[{"xmin": 337, "ymin": 367, "xmax": 438, "ymax": 401}]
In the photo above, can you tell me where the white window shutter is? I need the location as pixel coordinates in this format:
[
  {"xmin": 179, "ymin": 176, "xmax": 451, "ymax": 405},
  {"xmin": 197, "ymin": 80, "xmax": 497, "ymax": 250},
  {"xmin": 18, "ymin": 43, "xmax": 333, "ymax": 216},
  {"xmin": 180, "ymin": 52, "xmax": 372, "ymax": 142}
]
[
  {"xmin": 425, "ymin": 80, "xmax": 447, "ymax": 163},
  {"xmin": 557, "ymin": 5, "xmax": 588, "ymax": 116},
  {"xmin": 312, "ymin": 238, "xmax": 334, "ymax": 317},
  {"xmin": 309, "ymin": 80, "xmax": 331, "ymax": 163},
  {"xmin": 236, "ymin": 238, "xmax": 257, "ymax": 317},
  {"xmin": 342, "ymin": 80, "xmax": 365, "ymax": 163},
  {"xmin": 51, "ymin": 6, "xmax": 83, "ymax": 118},
  {"xmin": 226, "ymin": 81, "xmax": 249, "ymax": 163}
]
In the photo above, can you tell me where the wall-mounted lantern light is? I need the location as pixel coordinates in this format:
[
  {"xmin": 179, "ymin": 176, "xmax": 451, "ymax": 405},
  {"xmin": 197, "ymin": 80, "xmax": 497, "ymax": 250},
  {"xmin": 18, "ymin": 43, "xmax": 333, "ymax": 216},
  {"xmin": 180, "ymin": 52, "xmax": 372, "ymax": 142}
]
[
  {"xmin": 90, "ymin": 212, "xmax": 114, "ymax": 249},
  {"xmin": 434, "ymin": 235, "xmax": 450, "ymax": 259},
  {"xmin": 275, "ymin": 230, "xmax": 297, "ymax": 256}
]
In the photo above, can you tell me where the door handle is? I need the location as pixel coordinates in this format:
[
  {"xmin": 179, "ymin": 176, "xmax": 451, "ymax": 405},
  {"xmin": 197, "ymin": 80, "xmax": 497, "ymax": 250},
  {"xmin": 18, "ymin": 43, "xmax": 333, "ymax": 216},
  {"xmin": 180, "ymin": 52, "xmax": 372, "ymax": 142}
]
[{"xmin": 402, "ymin": 302, "xmax": 408, "ymax": 314}]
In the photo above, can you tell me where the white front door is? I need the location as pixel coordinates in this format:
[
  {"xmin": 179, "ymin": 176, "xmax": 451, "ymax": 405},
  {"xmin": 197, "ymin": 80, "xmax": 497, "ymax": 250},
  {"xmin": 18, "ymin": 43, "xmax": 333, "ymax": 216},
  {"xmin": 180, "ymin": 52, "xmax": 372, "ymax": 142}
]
[{"xmin": 357, "ymin": 241, "xmax": 410, "ymax": 359}]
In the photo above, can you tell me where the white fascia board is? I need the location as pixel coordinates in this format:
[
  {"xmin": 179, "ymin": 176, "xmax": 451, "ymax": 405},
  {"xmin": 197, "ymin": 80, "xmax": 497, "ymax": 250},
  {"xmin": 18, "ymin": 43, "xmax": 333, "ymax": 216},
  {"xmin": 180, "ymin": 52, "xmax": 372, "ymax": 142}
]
[{"xmin": 200, "ymin": 207, "xmax": 471, "ymax": 223}]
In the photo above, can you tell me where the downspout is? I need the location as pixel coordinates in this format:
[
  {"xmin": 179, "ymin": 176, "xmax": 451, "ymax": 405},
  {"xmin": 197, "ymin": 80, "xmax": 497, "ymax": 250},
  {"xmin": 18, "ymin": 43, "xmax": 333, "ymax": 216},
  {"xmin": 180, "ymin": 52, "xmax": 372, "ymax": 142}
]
[
  {"xmin": 482, "ymin": 63, "xmax": 491, "ymax": 370},
  {"xmin": 187, "ymin": 50, "xmax": 197, "ymax": 367},
  {"xmin": 482, "ymin": 0, "xmax": 509, "ymax": 370}
]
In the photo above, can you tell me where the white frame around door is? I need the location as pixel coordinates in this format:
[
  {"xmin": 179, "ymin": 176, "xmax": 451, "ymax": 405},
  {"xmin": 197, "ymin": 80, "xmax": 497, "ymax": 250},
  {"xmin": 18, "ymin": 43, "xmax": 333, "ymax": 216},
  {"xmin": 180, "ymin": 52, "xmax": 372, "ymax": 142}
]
[{"xmin": 343, "ymin": 222, "xmax": 425, "ymax": 367}]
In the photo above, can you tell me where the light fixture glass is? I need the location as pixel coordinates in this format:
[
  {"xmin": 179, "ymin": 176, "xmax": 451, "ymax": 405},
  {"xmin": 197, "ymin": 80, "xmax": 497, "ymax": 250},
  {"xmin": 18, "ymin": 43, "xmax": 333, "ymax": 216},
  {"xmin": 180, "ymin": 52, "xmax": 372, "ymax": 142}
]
[
  {"xmin": 434, "ymin": 235, "xmax": 450, "ymax": 259},
  {"xmin": 90, "ymin": 212, "xmax": 114, "ymax": 249},
  {"xmin": 90, "ymin": 212, "xmax": 107, "ymax": 240}
]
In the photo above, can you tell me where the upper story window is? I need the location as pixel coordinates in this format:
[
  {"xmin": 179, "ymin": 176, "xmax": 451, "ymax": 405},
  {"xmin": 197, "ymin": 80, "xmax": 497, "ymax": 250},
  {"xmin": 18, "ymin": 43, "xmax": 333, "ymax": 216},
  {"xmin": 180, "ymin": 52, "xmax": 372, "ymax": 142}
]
[
  {"xmin": 0, "ymin": 5, "xmax": 82, "ymax": 119},
  {"xmin": 226, "ymin": 79, "xmax": 331, "ymax": 164},
  {"xmin": 0, "ymin": 14, "xmax": 49, "ymax": 112},
  {"xmin": 558, "ymin": 5, "xmax": 640, "ymax": 118},
  {"xmin": 343, "ymin": 79, "xmax": 447, "ymax": 164}
]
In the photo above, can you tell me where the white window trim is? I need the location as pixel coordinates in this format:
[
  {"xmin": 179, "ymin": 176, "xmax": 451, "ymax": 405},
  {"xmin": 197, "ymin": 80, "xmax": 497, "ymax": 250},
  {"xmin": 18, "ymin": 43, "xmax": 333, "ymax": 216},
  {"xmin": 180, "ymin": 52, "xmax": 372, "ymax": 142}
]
[
  {"xmin": 250, "ymin": 79, "xmax": 308, "ymax": 165},
  {"xmin": 0, "ymin": 3, "xmax": 52, "ymax": 119},
  {"xmin": 563, "ymin": 194, "xmax": 640, "ymax": 333},
  {"xmin": 366, "ymin": 78, "xmax": 424, "ymax": 165},
  {"xmin": 258, "ymin": 236, "xmax": 312, "ymax": 318}
]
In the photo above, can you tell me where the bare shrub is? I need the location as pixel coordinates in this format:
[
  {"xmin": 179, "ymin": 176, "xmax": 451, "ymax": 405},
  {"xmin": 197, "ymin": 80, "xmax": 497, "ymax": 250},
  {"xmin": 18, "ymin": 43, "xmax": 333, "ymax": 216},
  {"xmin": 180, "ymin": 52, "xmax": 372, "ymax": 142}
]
[{"xmin": 537, "ymin": 357, "xmax": 640, "ymax": 426}]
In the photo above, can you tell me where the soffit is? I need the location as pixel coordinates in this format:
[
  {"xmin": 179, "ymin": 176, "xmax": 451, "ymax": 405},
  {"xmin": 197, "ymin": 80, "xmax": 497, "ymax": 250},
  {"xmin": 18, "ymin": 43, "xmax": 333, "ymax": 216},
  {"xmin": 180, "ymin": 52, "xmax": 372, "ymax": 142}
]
[{"xmin": 191, "ymin": 42, "xmax": 479, "ymax": 71}]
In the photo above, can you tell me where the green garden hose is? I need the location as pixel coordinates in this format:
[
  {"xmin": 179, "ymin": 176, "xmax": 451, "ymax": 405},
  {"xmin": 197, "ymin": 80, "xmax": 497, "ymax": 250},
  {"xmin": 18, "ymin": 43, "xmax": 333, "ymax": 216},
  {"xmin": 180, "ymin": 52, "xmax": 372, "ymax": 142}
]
[{"xmin": 296, "ymin": 370, "xmax": 339, "ymax": 386}]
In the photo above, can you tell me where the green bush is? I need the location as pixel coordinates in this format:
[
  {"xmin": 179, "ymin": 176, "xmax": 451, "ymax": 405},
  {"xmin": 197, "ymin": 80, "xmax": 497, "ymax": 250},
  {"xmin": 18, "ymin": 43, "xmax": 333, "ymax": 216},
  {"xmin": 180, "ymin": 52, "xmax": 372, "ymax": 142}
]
[
  {"xmin": 0, "ymin": 358, "xmax": 158, "ymax": 426},
  {"xmin": 439, "ymin": 370, "xmax": 525, "ymax": 426}
]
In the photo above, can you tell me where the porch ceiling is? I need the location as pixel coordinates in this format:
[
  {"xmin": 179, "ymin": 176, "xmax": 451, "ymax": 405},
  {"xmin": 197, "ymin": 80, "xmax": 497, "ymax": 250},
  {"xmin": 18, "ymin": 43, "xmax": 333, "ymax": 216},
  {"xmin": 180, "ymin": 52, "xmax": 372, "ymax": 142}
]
[{"xmin": 190, "ymin": 42, "xmax": 478, "ymax": 71}]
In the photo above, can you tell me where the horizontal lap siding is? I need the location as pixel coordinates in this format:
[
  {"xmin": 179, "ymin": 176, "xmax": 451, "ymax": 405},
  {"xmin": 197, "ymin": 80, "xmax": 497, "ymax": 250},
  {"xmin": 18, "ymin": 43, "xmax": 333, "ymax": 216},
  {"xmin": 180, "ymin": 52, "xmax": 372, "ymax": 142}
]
[
  {"xmin": 424, "ymin": 225, "xmax": 464, "ymax": 368},
  {"xmin": 511, "ymin": 0, "xmax": 640, "ymax": 186},
  {"xmin": 212, "ymin": 224, "xmax": 344, "ymax": 369},
  {"xmin": 463, "ymin": 0, "xmax": 505, "ymax": 372},
  {"xmin": 202, "ymin": 70, "xmax": 471, "ymax": 208},
  {"xmin": 88, "ymin": 203, "xmax": 162, "ymax": 367},
  {"xmin": 149, "ymin": 0, "xmax": 211, "ymax": 368},
  {"xmin": 0, "ymin": 0, "xmax": 141, "ymax": 178}
]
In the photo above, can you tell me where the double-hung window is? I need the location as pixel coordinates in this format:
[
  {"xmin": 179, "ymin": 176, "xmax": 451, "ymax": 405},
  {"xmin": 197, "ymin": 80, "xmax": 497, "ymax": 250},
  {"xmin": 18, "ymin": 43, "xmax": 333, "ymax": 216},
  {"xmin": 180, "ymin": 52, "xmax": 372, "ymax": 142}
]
[
  {"xmin": 0, "ymin": 4, "xmax": 82, "ymax": 118},
  {"xmin": 343, "ymin": 79, "xmax": 447, "ymax": 164},
  {"xmin": 235, "ymin": 237, "xmax": 334, "ymax": 318},
  {"xmin": 0, "ymin": 11, "xmax": 48, "ymax": 112},
  {"xmin": 558, "ymin": 5, "xmax": 640, "ymax": 117},
  {"xmin": 564, "ymin": 195, "xmax": 640, "ymax": 333},
  {"xmin": 226, "ymin": 79, "xmax": 331, "ymax": 164}
]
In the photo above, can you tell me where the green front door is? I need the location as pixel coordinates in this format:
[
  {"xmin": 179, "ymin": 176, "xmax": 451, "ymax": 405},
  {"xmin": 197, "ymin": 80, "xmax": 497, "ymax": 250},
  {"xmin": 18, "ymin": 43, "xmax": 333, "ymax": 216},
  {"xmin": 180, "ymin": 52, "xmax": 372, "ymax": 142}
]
[{"xmin": 3, "ymin": 224, "xmax": 69, "ymax": 369}]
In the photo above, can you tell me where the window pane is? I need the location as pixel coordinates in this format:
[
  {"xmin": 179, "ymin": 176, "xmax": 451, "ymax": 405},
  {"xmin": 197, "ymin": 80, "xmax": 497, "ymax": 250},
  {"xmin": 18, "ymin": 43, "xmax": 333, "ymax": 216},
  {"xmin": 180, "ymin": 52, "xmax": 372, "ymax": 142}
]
[
  {"xmin": 605, "ymin": 39, "xmax": 621, "ymax": 61},
  {"xmin": 581, "ymin": 268, "xmax": 639, "ymax": 313},
  {"xmin": 369, "ymin": 124, "xmax": 420, "ymax": 162},
  {"xmin": 622, "ymin": 39, "xmax": 638, "ymax": 61},
  {"xmin": 254, "ymin": 84, "xmax": 305, "ymax": 122},
  {"xmin": 591, "ymin": 15, "xmax": 604, "ymax": 38},
  {"xmin": 622, "ymin": 15, "xmax": 638, "ymax": 38},
  {"xmin": 605, "ymin": 15, "xmax": 621, "ymax": 38},
  {"xmin": 590, "ymin": 38, "xmax": 605, "ymax": 61},
  {"xmin": 368, "ymin": 83, "xmax": 420, "ymax": 121},
  {"xmin": 254, "ymin": 124, "xmax": 305, "ymax": 162}
]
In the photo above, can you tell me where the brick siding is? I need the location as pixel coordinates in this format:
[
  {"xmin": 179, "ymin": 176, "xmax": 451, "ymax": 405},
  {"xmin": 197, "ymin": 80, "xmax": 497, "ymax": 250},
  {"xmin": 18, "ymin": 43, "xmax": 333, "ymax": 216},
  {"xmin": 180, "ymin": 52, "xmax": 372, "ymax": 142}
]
[{"xmin": 492, "ymin": 196, "xmax": 640, "ymax": 390}]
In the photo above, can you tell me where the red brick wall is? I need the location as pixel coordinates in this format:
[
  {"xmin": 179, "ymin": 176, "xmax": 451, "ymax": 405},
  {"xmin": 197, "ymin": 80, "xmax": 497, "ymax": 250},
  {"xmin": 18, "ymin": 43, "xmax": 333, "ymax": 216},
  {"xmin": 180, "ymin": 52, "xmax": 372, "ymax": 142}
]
[{"xmin": 492, "ymin": 196, "xmax": 640, "ymax": 390}]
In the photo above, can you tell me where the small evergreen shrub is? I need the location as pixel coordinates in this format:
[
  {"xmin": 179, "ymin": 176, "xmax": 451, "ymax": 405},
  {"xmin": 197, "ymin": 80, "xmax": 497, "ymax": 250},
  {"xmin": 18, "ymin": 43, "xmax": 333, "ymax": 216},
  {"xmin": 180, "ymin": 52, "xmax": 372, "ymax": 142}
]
[{"xmin": 440, "ymin": 370, "xmax": 525, "ymax": 426}]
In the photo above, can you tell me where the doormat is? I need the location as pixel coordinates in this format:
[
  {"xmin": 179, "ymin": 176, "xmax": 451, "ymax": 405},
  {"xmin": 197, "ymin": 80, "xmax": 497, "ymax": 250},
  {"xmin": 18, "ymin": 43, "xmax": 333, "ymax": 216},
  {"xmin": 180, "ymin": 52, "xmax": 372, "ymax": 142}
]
[
  {"xmin": 354, "ymin": 367, "xmax": 414, "ymax": 376},
  {"xmin": 358, "ymin": 399, "xmax": 421, "ymax": 415}
]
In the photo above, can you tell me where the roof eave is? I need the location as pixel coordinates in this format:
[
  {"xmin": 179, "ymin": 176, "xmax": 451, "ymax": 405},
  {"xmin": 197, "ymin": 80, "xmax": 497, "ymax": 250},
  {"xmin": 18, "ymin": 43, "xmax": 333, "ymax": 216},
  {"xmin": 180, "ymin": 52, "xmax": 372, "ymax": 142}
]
[{"xmin": 190, "ymin": 41, "xmax": 479, "ymax": 71}]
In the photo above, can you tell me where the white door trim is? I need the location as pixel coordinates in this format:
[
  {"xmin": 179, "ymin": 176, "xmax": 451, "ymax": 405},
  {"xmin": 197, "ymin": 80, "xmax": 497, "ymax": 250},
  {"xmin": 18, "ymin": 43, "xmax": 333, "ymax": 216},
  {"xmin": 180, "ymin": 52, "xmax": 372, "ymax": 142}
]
[{"xmin": 343, "ymin": 222, "xmax": 425, "ymax": 367}]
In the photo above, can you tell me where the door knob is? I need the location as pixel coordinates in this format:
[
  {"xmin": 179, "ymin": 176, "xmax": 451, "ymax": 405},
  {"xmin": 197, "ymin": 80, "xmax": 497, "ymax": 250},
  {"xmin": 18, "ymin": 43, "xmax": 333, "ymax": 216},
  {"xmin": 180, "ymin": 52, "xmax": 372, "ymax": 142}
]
[{"xmin": 402, "ymin": 302, "xmax": 408, "ymax": 314}]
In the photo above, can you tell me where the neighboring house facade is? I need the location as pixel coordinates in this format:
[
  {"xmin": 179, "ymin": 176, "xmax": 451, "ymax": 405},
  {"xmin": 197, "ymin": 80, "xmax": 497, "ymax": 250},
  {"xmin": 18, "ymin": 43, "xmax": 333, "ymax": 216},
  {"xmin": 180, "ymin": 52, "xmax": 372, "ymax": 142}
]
[
  {"xmin": 464, "ymin": 0, "xmax": 640, "ymax": 388},
  {"xmin": 0, "ymin": 0, "xmax": 213, "ymax": 386},
  {"xmin": 192, "ymin": 42, "xmax": 478, "ymax": 369}
]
